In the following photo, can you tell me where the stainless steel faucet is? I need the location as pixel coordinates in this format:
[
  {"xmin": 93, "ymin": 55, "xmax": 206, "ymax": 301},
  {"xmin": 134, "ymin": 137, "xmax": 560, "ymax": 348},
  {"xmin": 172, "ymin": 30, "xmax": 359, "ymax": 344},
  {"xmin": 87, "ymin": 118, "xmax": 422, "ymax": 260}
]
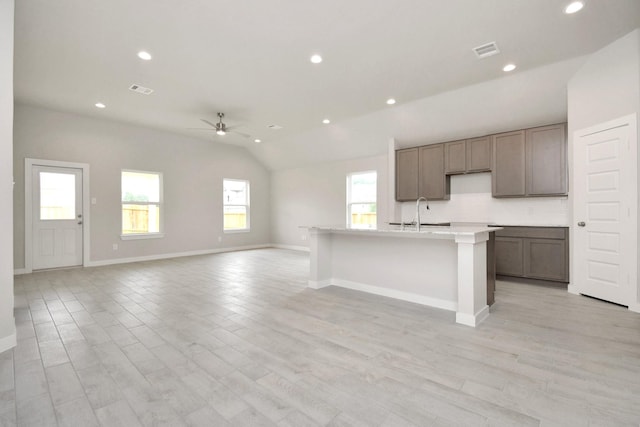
[{"xmin": 415, "ymin": 197, "xmax": 429, "ymax": 231}]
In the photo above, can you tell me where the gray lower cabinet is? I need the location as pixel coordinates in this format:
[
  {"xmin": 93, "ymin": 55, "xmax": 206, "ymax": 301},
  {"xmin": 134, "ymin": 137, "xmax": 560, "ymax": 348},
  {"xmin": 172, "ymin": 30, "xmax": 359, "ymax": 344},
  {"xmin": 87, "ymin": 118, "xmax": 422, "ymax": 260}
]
[
  {"xmin": 396, "ymin": 148, "xmax": 419, "ymax": 201},
  {"xmin": 495, "ymin": 226, "xmax": 569, "ymax": 283}
]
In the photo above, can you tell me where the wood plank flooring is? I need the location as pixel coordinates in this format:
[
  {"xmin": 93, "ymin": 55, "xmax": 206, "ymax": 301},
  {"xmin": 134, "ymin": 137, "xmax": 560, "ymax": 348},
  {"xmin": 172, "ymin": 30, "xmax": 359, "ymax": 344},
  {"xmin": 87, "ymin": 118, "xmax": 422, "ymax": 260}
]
[{"xmin": 2, "ymin": 248, "xmax": 640, "ymax": 426}]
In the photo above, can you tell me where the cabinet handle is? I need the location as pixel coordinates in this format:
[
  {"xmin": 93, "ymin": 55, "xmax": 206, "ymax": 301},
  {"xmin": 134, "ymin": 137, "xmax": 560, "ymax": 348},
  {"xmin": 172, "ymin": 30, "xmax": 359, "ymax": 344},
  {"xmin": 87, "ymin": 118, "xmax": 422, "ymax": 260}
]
[{"xmin": 577, "ymin": 221, "xmax": 586, "ymax": 227}]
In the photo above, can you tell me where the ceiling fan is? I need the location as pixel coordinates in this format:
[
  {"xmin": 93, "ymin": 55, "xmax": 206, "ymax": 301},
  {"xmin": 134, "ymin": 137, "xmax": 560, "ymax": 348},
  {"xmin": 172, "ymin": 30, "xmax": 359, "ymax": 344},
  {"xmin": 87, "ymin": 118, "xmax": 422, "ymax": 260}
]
[{"xmin": 191, "ymin": 112, "xmax": 250, "ymax": 138}]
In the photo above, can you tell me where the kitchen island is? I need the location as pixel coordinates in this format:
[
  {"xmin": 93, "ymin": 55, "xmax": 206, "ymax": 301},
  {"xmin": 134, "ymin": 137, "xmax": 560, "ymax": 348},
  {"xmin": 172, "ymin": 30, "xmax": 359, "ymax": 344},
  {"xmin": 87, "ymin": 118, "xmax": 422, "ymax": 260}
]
[{"xmin": 306, "ymin": 225, "xmax": 499, "ymax": 327}]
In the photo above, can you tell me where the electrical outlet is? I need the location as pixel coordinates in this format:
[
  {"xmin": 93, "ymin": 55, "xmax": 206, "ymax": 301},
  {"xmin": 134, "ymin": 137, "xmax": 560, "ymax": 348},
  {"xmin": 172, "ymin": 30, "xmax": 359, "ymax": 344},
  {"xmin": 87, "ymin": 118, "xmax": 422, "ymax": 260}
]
[
  {"xmin": 301, "ymin": 234, "xmax": 307, "ymax": 241},
  {"xmin": 112, "ymin": 243, "xmax": 118, "ymax": 250},
  {"xmin": 218, "ymin": 236, "xmax": 222, "ymax": 243}
]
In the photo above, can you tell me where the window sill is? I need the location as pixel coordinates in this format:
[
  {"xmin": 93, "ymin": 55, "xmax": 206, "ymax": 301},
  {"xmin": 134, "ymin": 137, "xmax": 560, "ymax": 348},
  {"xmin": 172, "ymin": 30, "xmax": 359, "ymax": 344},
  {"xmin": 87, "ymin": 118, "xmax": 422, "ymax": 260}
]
[
  {"xmin": 121, "ymin": 233, "xmax": 165, "ymax": 240},
  {"xmin": 223, "ymin": 229, "xmax": 250, "ymax": 234}
]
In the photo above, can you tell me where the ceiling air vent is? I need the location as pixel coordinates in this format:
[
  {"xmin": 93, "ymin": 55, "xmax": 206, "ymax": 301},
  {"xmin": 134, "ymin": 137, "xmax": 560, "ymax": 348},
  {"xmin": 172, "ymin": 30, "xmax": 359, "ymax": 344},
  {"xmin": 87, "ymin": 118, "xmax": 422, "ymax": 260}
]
[
  {"xmin": 267, "ymin": 124, "xmax": 283, "ymax": 130},
  {"xmin": 472, "ymin": 42, "xmax": 500, "ymax": 59},
  {"xmin": 129, "ymin": 84, "xmax": 154, "ymax": 95}
]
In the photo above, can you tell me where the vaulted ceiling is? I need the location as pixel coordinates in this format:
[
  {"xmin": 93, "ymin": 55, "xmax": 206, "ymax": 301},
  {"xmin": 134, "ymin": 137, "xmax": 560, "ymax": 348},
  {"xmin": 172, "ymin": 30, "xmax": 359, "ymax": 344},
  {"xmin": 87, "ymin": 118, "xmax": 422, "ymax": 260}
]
[{"xmin": 13, "ymin": 1, "xmax": 640, "ymax": 169}]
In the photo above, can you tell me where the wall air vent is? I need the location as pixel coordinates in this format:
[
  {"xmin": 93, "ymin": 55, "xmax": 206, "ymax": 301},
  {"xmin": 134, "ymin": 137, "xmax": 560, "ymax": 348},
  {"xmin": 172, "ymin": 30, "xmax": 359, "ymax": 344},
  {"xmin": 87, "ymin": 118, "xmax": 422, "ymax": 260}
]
[
  {"xmin": 472, "ymin": 42, "xmax": 500, "ymax": 59},
  {"xmin": 267, "ymin": 124, "xmax": 283, "ymax": 130},
  {"xmin": 129, "ymin": 84, "xmax": 154, "ymax": 95}
]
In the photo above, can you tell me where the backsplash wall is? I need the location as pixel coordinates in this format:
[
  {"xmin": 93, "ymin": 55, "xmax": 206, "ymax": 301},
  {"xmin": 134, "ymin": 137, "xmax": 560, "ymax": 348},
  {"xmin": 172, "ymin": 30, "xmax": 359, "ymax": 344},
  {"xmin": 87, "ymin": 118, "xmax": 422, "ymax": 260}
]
[{"xmin": 399, "ymin": 173, "xmax": 570, "ymax": 226}]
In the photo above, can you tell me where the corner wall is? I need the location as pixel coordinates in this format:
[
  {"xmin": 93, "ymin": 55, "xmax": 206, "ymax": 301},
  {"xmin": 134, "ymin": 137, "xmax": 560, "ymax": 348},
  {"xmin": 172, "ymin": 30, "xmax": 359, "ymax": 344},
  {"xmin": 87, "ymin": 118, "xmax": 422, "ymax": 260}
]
[
  {"xmin": 14, "ymin": 104, "xmax": 271, "ymax": 269},
  {"xmin": 0, "ymin": 0, "xmax": 16, "ymax": 352},
  {"xmin": 568, "ymin": 28, "xmax": 640, "ymax": 307},
  {"xmin": 270, "ymin": 155, "xmax": 388, "ymax": 249}
]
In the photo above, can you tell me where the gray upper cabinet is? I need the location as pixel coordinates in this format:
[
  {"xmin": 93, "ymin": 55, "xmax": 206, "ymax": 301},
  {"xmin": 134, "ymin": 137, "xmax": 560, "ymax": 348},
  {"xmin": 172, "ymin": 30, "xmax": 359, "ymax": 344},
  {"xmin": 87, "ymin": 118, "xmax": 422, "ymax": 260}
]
[
  {"xmin": 444, "ymin": 140, "xmax": 466, "ymax": 174},
  {"xmin": 526, "ymin": 124, "xmax": 567, "ymax": 196},
  {"xmin": 444, "ymin": 136, "xmax": 491, "ymax": 175},
  {"xmin": 466, "ymin": 136, "xmax": 491, "ymax": 172},
  {"xmin": 492, "ymin": 124, "xmax": 567, "ymax": 198},
  {"xmin": 395, "ymin": 148, "xmax": 419, "ymax": 201},
  {"xmin": 492, "ymin": 130, "xmax": 526, "ymax": 197},
  {"xmin": 419, "ymin": 144, "xmax": 449, "ymax": 200}
]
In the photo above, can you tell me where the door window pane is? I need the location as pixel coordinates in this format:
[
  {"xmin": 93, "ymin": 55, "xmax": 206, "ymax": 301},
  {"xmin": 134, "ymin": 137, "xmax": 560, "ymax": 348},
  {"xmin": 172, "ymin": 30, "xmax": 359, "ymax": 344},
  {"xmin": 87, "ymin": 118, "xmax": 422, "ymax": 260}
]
[{"xmin": 40, "ymin": 172, "xmax": 75, "ymax": 220}]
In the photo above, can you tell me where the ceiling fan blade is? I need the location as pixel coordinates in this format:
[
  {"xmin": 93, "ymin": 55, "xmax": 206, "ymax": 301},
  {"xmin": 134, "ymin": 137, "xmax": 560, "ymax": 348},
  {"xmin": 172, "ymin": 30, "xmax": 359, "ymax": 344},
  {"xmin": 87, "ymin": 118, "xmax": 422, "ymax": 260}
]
[
  {"xmin": 187, "ymin": 127, "xmax": 216, "ymax": 131},
  {"xmin": 232, "ymin": 130, "xmax": 252, "ymax": 138},
  {"xmin": 200, "ymin": 119, "xmax": 219, "ymax": 128}
]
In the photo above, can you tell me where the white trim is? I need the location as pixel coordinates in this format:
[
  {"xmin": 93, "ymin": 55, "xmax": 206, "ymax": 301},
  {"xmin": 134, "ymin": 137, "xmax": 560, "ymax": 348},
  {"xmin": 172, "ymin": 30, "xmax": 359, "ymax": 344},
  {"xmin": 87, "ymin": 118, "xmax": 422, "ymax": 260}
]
[
  {"xmin": 85, "ymin": 244, "xmax": 271, "ymax": 267},
  {"xmin": 120, "ymin": 233, "xmax": 165, "ymax": 240},
  {"xmin": 13, "ymin": 268, "xmax": 28, "ymax": 275},
  {"xmin": 271, "ymin": 244, "xmax": 310, "ymax": 252},
  {"xmin": 25, "ymin": 158, "xmax": 91, "ymax": 274},
  {"xmin": 629, "ymin": 303, "xmax": 640, "ymax": 314},
  {"xmin": 567, "ymin": 284, "xmax": 580, "ymax": 295},
  {"xmin": 327, "ymin": 278, "xmax": 458, "ymax": 312},
  {"xmin": 308, "ymin": 279, "xmax": 331, "ymax": 289},
  {"xmin": 0, "ymin": 327, "xmax": 16, "ymax": 354},
  {"xmin": 456, "ymin": 305, "xmax": 490, "ymax": 327}
]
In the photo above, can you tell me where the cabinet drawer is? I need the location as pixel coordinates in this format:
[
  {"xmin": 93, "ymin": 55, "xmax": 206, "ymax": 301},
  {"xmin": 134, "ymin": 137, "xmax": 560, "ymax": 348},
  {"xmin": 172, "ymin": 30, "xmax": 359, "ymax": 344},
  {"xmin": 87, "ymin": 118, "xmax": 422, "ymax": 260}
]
[{"xmin": 495, "ymin": 226, "xmax": 567, "ymax": 240}]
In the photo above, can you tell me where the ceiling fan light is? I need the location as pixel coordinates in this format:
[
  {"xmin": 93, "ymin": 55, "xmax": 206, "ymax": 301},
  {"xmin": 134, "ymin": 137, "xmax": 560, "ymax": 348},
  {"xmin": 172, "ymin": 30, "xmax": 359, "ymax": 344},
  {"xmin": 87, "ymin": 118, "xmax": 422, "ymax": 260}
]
[{"xmin": 216, "ymin": 130, "xmax": 226, "ymax": 136}]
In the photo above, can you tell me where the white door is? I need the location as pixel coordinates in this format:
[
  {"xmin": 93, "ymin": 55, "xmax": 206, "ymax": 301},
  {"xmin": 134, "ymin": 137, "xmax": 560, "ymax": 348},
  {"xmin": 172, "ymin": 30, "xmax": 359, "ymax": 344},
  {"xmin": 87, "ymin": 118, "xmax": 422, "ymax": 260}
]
[
  {"xmin": 32, "ymin": 165, "xmax": 83, "ymax": 269},
  {"xmin": 573, "ymin": 116, "xmax": 637, "ymax": 306}
]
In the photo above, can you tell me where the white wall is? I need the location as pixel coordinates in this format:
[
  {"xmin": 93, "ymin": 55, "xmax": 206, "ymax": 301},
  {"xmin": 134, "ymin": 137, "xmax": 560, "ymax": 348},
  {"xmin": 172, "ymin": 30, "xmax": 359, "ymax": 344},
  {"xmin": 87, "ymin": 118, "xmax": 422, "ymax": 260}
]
[
  {"xmin": 0, "ymin": 0, "xmax": 16, "ymax": 352},
  {"xmin": 567, "ymin": 29, "xmax": 640, "ymax": 306},
  {"xmin": 270, "ymin": 155, "xmax": 388, "ymax": 248},
  {"xmin": 398, "ymin": 173, "xmax": 569, "ymax": 226},
  {"xmin": 14, "ymin": 104, "xmax": 271, "ymax": 269}
]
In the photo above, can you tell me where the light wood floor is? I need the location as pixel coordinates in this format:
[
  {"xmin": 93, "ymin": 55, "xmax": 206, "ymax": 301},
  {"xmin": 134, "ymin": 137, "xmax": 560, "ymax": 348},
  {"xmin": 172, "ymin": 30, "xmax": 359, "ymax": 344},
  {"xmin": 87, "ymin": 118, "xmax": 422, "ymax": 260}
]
[{"xmin": 2, "ymin": 248, "xmax": 640, "ymax": 426}]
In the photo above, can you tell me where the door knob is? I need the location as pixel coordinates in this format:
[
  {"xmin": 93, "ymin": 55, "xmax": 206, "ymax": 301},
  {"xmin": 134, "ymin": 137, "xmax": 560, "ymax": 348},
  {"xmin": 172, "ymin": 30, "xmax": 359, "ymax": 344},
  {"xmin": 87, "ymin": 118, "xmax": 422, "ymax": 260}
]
[{"xmin": 577, "ymin": 221, "xmax": 586, "ymax": 227}]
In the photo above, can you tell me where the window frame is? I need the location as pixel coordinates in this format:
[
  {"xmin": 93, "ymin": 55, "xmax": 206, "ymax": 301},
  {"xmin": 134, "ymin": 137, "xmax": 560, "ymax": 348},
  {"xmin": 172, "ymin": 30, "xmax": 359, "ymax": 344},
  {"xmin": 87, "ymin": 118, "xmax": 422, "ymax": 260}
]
[
  {"xmin": 223, "ymin": 178, "xmax": 250, "ymax": 233},
  {"xmin": 120, "ymin": 169, "xmax": 164, "ymax": 240},
  {"xmin": 346, "ymin": 170, "xmax": 377, "ymax": 230}
]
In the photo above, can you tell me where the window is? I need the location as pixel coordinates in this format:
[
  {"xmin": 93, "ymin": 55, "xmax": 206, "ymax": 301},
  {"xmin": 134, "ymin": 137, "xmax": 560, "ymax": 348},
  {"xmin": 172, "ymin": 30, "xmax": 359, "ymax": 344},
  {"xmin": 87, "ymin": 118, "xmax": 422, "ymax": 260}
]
[
  {"xmin": 121, "ymin": 170, "xmax": 163, "ymax": 238},
  {"xmin": 40, "ymin": 172, "xmax": 76, "ymax": 220},
  {"xmin": 347, "ymin": 171, "xmax": 377, "ymax": 229},
  {"xmin": 223, "ymin": 179, "xmax": 250, "ymax": 231}
]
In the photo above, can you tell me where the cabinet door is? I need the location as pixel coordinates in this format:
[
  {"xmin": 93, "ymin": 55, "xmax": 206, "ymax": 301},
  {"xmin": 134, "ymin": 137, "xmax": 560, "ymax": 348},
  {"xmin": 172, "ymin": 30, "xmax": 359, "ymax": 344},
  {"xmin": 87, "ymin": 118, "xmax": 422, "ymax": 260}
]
[
  {"xmin": 495, "ymin": 237, "xmax": 524, "ymax": 276},
  {"xmin": 524, "ymin": 238, "xmax": 568, "ymax": 282},
  {"xmin": 444, "ymin": 140, "xmax": 466, "ymax": 175},
  {"xmin": 466, "ymin": 136, "xmax": 491, "ymax": 172},
  {"xmin": 419, "ymin": 144, "xmax": 448, "ymax": 200},
  {"xmin": 492, "ymin": 130, "xmax": 526, "ymax": 197},
  {"xmin": 396, "ymin": 148, "xmax": 419, "ymax": 201},
  {"xmin": 526, "ymin": 124, "xmax": 567, "ymax": 196}
]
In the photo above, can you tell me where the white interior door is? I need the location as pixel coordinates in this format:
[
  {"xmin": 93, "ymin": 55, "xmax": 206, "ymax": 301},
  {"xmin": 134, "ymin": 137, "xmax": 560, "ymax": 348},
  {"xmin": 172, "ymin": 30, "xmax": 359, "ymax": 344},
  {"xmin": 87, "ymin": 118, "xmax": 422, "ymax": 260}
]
[
  {"xmin": 573, "ymin": 116, "xmax": 637, "ymax": 306},
  {"xmin": 32, "ymin": 165, "xmax": 83, "ymax": 270}
]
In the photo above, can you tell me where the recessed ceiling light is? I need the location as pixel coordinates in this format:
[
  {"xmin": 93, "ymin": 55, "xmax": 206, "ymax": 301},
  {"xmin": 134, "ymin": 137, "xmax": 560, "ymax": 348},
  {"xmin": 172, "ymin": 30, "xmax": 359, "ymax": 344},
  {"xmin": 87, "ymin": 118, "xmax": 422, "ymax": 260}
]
[
  {"xmin": 254, "ymin": 139, "xmax": 261, "ymax": 143},
  {"xmin": 503, "ymin": 64, "xmax": 517, "ymax": 72},
  {"xmin": 137, "ymin": 51, "xmax": 152, "ymax": 60},
  {"xmin": 95, "ymin": 102, "xmax": 106, "ymax": 109},
  {"xmin": 310, "ymin": 54, "xmax": 323, "ymax": 64},
  {"xmin": 322, "ymin": 119, "xmax": 330, "ymax": 124},
  {"xmin": 564, "ymin": 1, "xmax": 584, "ymax": 14},
  {"xmin": 386, "ymin": 98, "xmax": 396, "ymax": 105}
]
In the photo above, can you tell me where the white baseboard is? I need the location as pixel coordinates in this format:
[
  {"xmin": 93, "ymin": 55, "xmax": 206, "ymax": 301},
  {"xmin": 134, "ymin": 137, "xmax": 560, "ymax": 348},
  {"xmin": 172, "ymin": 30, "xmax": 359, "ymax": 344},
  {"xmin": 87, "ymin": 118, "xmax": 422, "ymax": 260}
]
[
  {"xmin": 308, "ymin": 279, "xmax": 331, "ymax": 289},
  {"xmin": 328, "ymin": 278, "xmax": 457, "ymax": 312},
  {"xmin": 270, "ymin": 244, "xmax": 310, "ymax": 252},
  {"xmin": 85, "ymin": 244, "xmax": 272, "ymax": 267},
  {"xmin": 14, "ymin": 268, "xmax": 28, "ymax": 276},
  {"xmin": 629, "ymin": 303, "xmax": 640, "ymax": 314},
  {"xmin": 567, "ymin": 284, "xmax": 580, "ymax": 295},
  {"xmin": 456, "ymin": 305, "xmax": 490, "ymax": 327},
  {"xmin": 0, "ymin": 326, "xmax": 16, "ymax": 354}
]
